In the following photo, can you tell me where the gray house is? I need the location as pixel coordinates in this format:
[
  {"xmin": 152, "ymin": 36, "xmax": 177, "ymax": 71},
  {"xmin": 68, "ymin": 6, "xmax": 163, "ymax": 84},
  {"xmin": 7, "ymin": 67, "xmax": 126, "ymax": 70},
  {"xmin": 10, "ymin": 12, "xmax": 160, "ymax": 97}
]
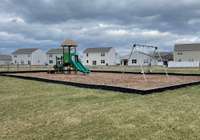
[
  {"xmin": 153, "ymin": 52, "xmax": 173, "ymax": 66},
  {"xmin": 0, "ymin": 55, "xmax": 12, "ymax": 65},
  {"xmin": 174, "ymin": 43, "xmax": 200, "ymax": 62}
]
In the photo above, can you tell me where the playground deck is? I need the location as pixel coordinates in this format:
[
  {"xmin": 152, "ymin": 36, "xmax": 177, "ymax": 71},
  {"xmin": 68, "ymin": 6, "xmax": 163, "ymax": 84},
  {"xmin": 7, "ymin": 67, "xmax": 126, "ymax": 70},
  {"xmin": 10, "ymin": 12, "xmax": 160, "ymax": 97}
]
[{"xmin": 10, "ymin": 72, "xmax": 200, "ymax": 90}]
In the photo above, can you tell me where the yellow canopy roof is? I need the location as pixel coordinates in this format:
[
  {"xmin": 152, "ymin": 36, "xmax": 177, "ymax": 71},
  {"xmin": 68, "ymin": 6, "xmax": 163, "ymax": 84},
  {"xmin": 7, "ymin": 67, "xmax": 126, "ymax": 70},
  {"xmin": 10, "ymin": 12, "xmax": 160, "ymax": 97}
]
[{"xmin": 61, "ymin": 39, "xmax": 77, "ymax": 47}]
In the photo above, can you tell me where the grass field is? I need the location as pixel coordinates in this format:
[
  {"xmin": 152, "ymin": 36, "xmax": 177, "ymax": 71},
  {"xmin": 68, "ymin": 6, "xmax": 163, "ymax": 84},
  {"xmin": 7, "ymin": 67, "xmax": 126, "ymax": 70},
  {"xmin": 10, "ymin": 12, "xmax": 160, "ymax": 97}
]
[
  {"xmin": 1, "ymin": 65, "xmax": 200, "ymax": 75},
  {"xmin": 1, "ymin": 76, "xmax": 200, "ymax": 140},
  {"xmin": 0, "ymin": 65, "xmax": 51, "ymax": 72}
]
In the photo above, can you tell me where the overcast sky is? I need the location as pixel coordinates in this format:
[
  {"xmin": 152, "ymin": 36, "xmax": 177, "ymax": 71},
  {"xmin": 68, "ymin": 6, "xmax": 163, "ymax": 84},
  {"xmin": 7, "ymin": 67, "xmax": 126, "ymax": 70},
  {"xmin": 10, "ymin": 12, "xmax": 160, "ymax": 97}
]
[{"xmin": 0, "ymin": 0, "xmax": 200, "ymax": 54}]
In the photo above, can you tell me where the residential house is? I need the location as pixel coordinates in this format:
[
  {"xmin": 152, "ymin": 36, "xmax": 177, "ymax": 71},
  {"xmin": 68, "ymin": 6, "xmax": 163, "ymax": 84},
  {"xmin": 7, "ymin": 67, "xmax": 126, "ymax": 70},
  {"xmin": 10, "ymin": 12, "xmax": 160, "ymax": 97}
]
[
  {"xmin": 174, "ymin": 43, "xmax": 200, "ymax": 62},
  {"xmin": 120, "ymin": 51, "xmax": 157, "ymax": 66},
  {"xmin": 0, "ymin": 54, "xmax": 12, "ymax": 65},
  {"xmin": 83, "ymin": 47, "xmax": 119, "ymax": 66},
  {"xmin": 12, "ymin": 48, "xmax": 46, "ymax": 65}
]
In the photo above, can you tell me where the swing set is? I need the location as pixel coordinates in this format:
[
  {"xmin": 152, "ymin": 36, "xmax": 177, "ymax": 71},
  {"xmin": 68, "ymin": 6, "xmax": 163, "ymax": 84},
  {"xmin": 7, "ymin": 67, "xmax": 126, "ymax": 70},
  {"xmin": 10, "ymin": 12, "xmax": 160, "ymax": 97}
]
[{"xmin": 124, "ymin": 43, "xmax": 169, "ymax": 81}]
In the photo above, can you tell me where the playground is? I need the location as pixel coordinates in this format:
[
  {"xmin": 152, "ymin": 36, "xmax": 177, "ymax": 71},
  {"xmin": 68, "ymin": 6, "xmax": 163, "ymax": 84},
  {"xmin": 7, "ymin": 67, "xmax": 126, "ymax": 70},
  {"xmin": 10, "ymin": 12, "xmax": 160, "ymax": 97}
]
[{"xmin": 2, "ymin": 39, "xmax": 200, "ymax": 94}]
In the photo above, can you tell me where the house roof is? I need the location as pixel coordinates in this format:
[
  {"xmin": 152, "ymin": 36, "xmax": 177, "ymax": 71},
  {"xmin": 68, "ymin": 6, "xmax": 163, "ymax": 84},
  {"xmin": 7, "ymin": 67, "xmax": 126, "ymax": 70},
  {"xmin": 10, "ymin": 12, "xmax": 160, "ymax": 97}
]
[
  {"xmin": 120, "ymin": 51, "xmax": 154, "ymax": 60},
  {"xmin": 175, "ymin": 43, "xmax": 200, "ymax": 51},
  {"xmin": 47, "ymin": 48, "xmax": 68, "ymax": 54},
  {"xmin": 83, "ymin": 47, "xmax": 113, "ymax": 53},
  {"xmin": 0, "ymin": 55, "xmax": 12, "ymax": 61},
  {"xmin": 120, "ymin": 54, "xmax": 129, "ymax": 60},
  {"xmin": 12, "ymin": 48, "xmax": 38, "ymax": 55},
  {"xmin": 120, "ymin": 51, "xmax": 173, "ymax": 61},
  {"xmin": 153, "ymin": 52, "xmax": 173, "ymax": 61},
  {"xmin": 61, "ymin": 39, "xmax": 77, "ymax": 47}
]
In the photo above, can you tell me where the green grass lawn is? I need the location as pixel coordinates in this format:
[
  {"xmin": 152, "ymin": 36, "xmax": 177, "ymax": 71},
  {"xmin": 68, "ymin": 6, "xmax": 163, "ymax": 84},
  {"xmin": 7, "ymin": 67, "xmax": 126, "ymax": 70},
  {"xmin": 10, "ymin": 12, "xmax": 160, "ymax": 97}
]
[
  {"xmin": 0, "ymin": 65, "xmax": 51, "ymax": 72},
  {"xmin": 1, "ymin": 76, "xmax": 200, "ymax": 140},
  {"xmin": 1, "ymin": 65, "xmax": 200, "ymax": 75}
]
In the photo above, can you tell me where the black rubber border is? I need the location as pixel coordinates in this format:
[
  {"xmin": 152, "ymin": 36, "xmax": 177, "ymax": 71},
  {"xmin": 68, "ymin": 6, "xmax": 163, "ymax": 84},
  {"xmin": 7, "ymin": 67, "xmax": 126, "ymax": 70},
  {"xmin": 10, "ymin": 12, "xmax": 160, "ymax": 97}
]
[{"xmin": 1, "ymin": 72, "xmax": 200, "ymax": 95}]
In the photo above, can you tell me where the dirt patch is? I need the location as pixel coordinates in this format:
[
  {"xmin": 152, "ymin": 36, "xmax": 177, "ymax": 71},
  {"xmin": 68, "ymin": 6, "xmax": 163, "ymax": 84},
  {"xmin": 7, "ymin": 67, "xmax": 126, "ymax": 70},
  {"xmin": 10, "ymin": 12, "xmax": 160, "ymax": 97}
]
[{"xmin": 11, "ymin": 72, "xmax": 200, "ymax": 90}]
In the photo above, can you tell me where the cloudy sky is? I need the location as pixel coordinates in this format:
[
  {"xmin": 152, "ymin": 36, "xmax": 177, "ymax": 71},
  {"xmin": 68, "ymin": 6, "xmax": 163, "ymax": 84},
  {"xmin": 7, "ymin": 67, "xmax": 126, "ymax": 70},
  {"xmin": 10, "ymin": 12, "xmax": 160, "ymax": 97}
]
[{"xmin": 0, "ymin": 0, "xmax": 200, "ymax": 54}]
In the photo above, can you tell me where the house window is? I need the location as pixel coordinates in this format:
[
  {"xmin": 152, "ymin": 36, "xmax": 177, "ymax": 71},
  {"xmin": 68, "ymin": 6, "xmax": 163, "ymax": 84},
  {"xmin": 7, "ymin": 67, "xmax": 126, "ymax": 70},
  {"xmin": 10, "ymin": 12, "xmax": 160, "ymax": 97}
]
[
  {"xmin": 144, "ymin": 59, "xmax": 149, "ymax": 64},
  {"xmin": 14, "ymin": 55, "xmax": 17, "ymax": 58},
  {"xmin": 15, "ymin": 60, "xmax": 17, "ymax": 64},
  {"xmin": 92, "ymin": 60, "xmax": 97, "ymax": 65},
  {"xmin": 101, "ymin": 60, "xmax": 105, "ymax": 64},
  {"xmin": 49, "ymin": 60, "xmax": 53, "ymax": 64},
  {"xmin": 86, "ymin": 53, "xmax": 89, "ymax": 57},
  {"xmin": 178, "ymin": 59, "xmax": 182, "ymax": 62},
  {"xmin": 189, "ymin": 59, "xmax": 194, "ymax": 62},
  {"xmin": 28, "ymin": 60, "xmax": 31, "ymax": 65},
  {"xmin": 177, "ymin": 52, "xmax": 183, "ymax": 55},
  {"xmin": 101, "ymin": 53, "xmax": 105, "ymax": 56},
  {"xmin": 49, "ymin": 54, "xmax": 53, "ymax": 58},
  {"xmin": 132, "ymin": 59, "xmax": 137, "ymax": 64},
  {"xmin": 86, "ymin": 60, "xmax": 89, "ymax": 63},
  {"xmin": 21, "ymin": 60, "xmax": 24, "ymax": 65}
]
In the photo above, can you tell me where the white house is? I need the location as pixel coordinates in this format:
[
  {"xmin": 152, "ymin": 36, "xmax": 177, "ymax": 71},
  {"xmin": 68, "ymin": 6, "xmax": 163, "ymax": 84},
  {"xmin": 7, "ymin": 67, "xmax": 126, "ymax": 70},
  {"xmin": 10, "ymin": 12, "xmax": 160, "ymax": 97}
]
[
  {"xmin": 0, "ymin": 55, "xmax": 12, "ymax": 65},
  {"xmin": 83, "ymin": 47, "xmax": 119, "ymax": 66},
  {"xmin": 46, "ymin": 48, "xmax": 69, "ymax": 65},
  {"xmin": 120, "ymin": 51, "xmax": 157, "ymax": 66},
  {"xmin": 12, "ymin": 48, "xmax": 46, "ymax": 65},
  {"xmin": 167, "ymin": 43, "xmax": 200, "ymax": 68}
]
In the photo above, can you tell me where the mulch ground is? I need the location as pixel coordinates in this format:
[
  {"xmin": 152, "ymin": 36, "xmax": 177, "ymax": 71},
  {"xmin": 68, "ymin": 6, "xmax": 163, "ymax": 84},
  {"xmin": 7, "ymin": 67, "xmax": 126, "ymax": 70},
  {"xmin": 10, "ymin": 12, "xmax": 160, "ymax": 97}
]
[{"xmin": 12, "ymin": 72, "xmax": 200, "ymax": 90}]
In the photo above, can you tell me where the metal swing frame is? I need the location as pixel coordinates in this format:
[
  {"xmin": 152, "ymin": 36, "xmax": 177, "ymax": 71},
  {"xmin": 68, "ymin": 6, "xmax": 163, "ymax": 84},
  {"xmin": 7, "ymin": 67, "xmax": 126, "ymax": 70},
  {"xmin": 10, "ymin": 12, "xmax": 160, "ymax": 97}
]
[{"xmin": 124, "ymin": 43, "xmax": 169, "ymax": 81}]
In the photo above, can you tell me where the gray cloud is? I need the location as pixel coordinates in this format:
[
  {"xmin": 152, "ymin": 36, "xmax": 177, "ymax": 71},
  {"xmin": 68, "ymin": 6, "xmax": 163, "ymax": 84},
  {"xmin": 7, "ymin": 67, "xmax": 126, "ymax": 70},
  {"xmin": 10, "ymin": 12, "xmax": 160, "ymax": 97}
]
[
  {"xmin": 1, "ymin": 0, "xmax": 200, "ymax": 32},
  {"xmin": 1, "ymin": 0, "xmax": 200, "ymax": 54}
]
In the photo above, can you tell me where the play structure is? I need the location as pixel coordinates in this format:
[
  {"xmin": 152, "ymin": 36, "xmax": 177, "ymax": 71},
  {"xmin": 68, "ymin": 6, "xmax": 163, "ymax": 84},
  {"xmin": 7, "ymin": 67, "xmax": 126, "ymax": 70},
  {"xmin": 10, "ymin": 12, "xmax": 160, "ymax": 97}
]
[{"xmin": 53, "ymin": 39, "xmax": 90, "ymax": 74}]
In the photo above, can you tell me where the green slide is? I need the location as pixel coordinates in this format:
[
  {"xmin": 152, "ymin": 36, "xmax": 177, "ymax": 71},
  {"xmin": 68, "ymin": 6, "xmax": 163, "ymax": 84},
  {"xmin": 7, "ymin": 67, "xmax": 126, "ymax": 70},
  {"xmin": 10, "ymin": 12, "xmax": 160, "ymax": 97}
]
[{"xmin": 71, "ymin": 60, "xmax": 90, "ymax": 74}]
